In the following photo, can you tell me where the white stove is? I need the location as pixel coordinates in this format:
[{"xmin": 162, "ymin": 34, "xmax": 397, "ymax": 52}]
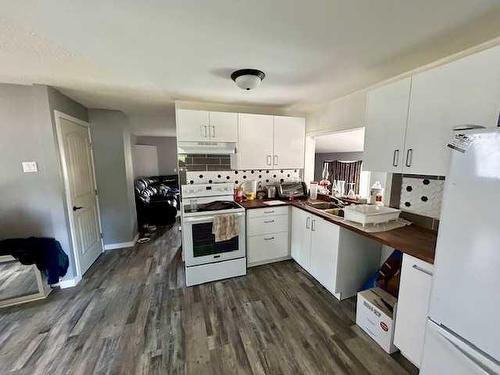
[{"xmin": 181, "ymin": 183, "xmax": 246, "ymax": 286}]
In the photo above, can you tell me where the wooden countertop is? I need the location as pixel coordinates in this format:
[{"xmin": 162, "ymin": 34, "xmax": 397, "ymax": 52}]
[
  {"xmin": 239, "ymin": 199, "xmax": 291, "ymax": 209},
  {"xmin": 239, "ymin": 198, "xmax": 437, "ymax": 264}
]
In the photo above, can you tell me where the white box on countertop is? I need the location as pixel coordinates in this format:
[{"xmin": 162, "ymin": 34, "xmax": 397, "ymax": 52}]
[{"xmin": 356, "ymin": 287, "xmax": 398, "ymax": 354}]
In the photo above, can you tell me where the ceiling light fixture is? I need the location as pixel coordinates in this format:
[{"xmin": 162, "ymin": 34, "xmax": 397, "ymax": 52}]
[{"xmin": 231, "ymin": 69, "xmax": 266, "ymax": 90}]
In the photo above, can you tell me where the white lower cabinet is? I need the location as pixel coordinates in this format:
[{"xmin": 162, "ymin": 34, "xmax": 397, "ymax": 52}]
[
  {"xmin": 394, "ymin": 254, "xmax": 434, "ymax": 368},
  {"xmin": 309, "ymin": 217, "xmax": 339, "ymax": 295},
  {"xmin": 291, "ymin": 206, "xmax": 312, "ymax": 270},
  {"xmin": 291, "ymin": 207, "xmax": 381, "ymax": 300},
  {"xmin": 247, "ymin": 207, "xmax": 290, "ymax": 267}
]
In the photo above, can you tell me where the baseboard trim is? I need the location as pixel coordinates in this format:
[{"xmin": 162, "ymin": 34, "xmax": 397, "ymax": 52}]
[
  {"xmin": 59, "ymin": 275, "xmax": 82, "ymax": 289},
  {"xmin": 103, "ymin": 233, "xmax": 139, "ymax": 251}
]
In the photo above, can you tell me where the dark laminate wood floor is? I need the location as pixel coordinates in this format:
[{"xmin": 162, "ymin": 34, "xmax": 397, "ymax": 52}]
[{"xmin": 0, "ymin": 226, "xmax": 417, "ymax": 375}]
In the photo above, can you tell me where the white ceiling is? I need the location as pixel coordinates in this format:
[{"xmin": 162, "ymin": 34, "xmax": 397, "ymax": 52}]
[
  {"xmin": 1, "ymin": 1, "xmax": 500, "ymax": 114},
  {"xmin": 315, "ymin": 128, "xmax": 365, "ymax": 153}
]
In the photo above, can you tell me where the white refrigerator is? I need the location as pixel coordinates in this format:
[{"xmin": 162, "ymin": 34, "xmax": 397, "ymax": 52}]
[{"xmin": 421, "ymin": 129, "xmax": 500, "ymax": 374}]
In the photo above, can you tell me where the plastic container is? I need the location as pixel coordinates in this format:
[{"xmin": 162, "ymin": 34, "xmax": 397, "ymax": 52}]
[
  {"xmin": 370, "ymin": 181, "xmax": 384, "ymax": 205},
  {"xmin": 344, "ymin": 204, "xmax": 401, "ymax": 226},
  {"xmin": 240, "ymin": 180, "xmax": 257, "ymax": 195},
  {"xmin": 309, "ymin": 182, "xmax": 318, "ymax": 200}
]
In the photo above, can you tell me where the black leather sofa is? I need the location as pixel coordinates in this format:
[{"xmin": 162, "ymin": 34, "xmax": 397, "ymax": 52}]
[{"xmin": 134, "ymin": 175, "xmax": 179, "ymax": 228}]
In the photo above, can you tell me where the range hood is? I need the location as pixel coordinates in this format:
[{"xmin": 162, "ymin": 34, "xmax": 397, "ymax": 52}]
[{"xmin": 177, "ymin": 141, "xmax": 236, "ymax": 155}]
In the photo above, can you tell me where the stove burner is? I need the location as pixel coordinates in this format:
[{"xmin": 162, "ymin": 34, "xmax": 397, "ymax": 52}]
[{"xmin": 185, "ymin": 200, "xmax": 240, "ymax": 213}]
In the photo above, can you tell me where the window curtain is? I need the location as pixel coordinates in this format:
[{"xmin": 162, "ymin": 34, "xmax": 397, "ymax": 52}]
[{"xmin": 324, "ymin": 160, "xmax": 363, "ymax": 193}]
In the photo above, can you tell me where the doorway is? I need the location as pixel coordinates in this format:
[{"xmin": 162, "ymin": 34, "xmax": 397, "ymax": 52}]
[
  {"xmin": 55, "ymin": 111, "xmax": 103, "ymax": 277},
  {"xmin": 305, "ymin": 127, "xmax": 384, "ymax": 199}
]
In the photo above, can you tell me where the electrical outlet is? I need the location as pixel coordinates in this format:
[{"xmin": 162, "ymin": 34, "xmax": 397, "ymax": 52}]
[{"xmin": 22, "ymin": 161, "xmax": 38, "ymax": 173}]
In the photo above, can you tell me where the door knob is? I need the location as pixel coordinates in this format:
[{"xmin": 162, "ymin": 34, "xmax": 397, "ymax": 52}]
[{"xmin": 73, "ymin": 206, "xmax": 83, "ymax": 211}]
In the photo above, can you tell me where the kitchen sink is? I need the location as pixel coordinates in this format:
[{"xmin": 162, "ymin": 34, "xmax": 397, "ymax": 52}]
[
  {"xmin": 324, "ymin": 208, "xmax": 344, "ymax": 218},
  {"xmin": 306, "ymin": 201, "xmax": 340, "ymax": 210}
]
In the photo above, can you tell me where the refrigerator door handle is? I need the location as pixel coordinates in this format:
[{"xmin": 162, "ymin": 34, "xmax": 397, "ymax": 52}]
[
  {"xmin": 440, "ymin": 332, "xmax": 497, "ymax": 374},
  {"xmin": 436, "ymin": 323, "xmax": 500, "ymax": 374}
]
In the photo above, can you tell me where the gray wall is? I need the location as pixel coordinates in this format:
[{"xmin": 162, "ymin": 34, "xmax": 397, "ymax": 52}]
[
  {"xmin": 89, "ymin": 110, "xmax": 137, "ymax": 245},
  {"xmin": 135, "ymin": 136, "xmax": 177, "ymax": 175},
  {"xmin": 0, "ymin": 84, "xmax": 88, "ymax": 281},
  {"xmin": 314, "ymin": 152, "xmax": 364, "ymax": 180}
]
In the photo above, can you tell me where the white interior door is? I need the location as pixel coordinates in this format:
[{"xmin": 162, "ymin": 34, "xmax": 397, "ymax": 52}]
[
  {"xmin": 57, "ymin": 113, "xmax": 102, "ymax": 275},
  {"xmin": 133, "ymin": 145, "xmax": 159, "ymax": 178}
]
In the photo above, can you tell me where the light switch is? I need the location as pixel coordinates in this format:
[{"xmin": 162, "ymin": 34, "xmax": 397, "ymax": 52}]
[{"xmin": 22, "ymin": 161, "xmax": 38, "ymax": 173}]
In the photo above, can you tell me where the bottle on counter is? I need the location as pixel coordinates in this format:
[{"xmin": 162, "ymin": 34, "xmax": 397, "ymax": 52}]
[{"xmin": 370, "ymin": 181, "xmax": 384, "ymax": 206}]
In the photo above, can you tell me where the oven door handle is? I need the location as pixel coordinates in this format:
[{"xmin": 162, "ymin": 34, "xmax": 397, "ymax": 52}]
[{"xmin": 183, "ymin": 212, "xmax": 245, "ymax": 223}]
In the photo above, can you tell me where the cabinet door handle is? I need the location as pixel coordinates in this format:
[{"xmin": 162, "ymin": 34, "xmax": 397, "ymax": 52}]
[
  {"xmin": 311, "ymin": 219, "xmax": 316, "ymax": 231},
  {"xmin": 264, "ymin": 220, "xmax": 275, "ymax": 224},
  {"xmin": 266, "ymin": 155, "xmax": 272, "ymax": 166},
  {"xmin": 412, "ymin": 264, "xmax": 433, "ymax": 276},
  {"xmin": 273, "ymin": 155, "xmax": 278, "ymax": 166},
  {"xmin": 306, "ymin": 216, "xmax": 311, "ymax": 229},
  {"xmin": 264, "ymin": 236, "xmax": 275, "ymax": 241},
  {"xmin": 203, "ymin": 125, "xmax": 208, "ymax": 138},
  {"xmin": 392, "ymin": 149, "xmax": 399, "ymax": 167},
  {"xmin": 405, "ymin": 148, "xmax": 413, "ymax": 167},
  {"xmin": 211, "ymin": 125, "xmax": 215, "ymax": 138}
]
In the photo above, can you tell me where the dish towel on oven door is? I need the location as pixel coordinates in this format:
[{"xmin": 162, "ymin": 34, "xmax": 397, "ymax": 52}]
[{"xmin": 212, "ymin": 215, "xmax": 240, "ymax": 242}]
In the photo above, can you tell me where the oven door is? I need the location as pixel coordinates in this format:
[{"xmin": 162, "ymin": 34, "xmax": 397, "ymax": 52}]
[{"xmin": 183, "ymin": 212, "xmax": 246, "ymax": 267}]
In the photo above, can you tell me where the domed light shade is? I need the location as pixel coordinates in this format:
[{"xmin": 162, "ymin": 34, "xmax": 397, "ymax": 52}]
[{"xmin": 231, "ymin": 69, "xmax": 266, "ymax": 90}]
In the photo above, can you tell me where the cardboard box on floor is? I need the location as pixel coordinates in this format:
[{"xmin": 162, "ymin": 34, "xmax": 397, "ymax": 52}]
[{"xmin": 356, "ymin": 287, "xmax": 398, "ymax": 354}]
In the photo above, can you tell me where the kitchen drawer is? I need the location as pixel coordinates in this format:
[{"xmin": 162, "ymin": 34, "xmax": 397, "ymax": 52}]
[
  {"xmin": 247, "ymin": 232, "xmax": 290, "ymax": 266},
  {"xmin": 246, "ymin": 206, "xmax": 289, "ymax": 218},
  {"xmin": 247, "ymin": 214, "xmax": 289, "ymax": 236}
]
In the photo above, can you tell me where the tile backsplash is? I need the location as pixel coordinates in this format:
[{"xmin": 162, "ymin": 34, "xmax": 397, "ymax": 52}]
[
  {"xmin": 185, "ymin": 169, "xmax": 302, "ymax": 187},
  {"xmin": 399, "ymin": 176, "xmax": 444, "ymax": 219}
]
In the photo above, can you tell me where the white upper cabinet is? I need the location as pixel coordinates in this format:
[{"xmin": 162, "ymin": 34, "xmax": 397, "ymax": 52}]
[
  {"xmin": 208, "ymin": 111, "xmax": 238, "ymax": 142},
  {"xmin": 364, "ymin": 77, "xmax": 411, "ymax": 173},
  {"xmin": 176, "ymin": 109, "xmax": 210, "ymax": 141},
  {"xmin": 273, "ymin": 116, "xmax": 305, "ymax": 169},
  {"xmin": 364, "ymin": 45, "xmax": 500, "ymax": 176},
  {"xmin": 176, "ymin": 109, "xmax": 238, "ymax": 142},
  {"xmin": 404, "ymin": 45, "xmax": 500, "ymax": 176},
  {"xmin": 237, "ymin": 114, "xmax": 306, "ymax": 170},
  {"xmin": 238, "ymin": 114, "xmax": 274, "ymax": 169}
]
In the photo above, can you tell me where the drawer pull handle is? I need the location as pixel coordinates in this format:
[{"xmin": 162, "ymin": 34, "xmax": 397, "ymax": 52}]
[
  {"xmin": 412, "ymin": 264, "xmax": 433, "ymax": 276},
  {"xmin": 264, "ymin": 220, "xmax": 275, "ymax": 224},
  {"xmin": 263, "ymin": 210, "xmax": 275, "ymax": 214},
  {"xmin": 264, "ymin": 237, "xmax": 275, "ymax": 241}
]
